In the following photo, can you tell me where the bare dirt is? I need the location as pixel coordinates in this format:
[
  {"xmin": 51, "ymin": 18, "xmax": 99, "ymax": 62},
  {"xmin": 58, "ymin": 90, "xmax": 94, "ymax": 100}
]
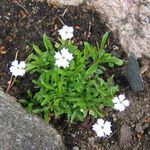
[{"xmin": 0, "ymin": 0, "xmax": 150, "ymax": 149}]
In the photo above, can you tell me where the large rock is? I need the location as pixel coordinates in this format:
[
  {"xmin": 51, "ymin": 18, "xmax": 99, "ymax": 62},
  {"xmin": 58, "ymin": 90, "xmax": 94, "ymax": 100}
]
[
  {"xmin": 0, "ymin": 88, "xmax": 65, "ymax": 150},
  {"xmin": 45, "ymin": 0, "xmax": 150, "ymax": 58},
  {"xmin": 88, "ymin": 0, "xmax": 150, "ymax": 58}
]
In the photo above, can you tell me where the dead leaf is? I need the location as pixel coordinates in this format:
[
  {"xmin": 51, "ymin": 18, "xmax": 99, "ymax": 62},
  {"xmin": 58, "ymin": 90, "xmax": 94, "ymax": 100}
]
[{"xmin": 0, "ymin": 45, "xmax": 7, "ymax": 54}]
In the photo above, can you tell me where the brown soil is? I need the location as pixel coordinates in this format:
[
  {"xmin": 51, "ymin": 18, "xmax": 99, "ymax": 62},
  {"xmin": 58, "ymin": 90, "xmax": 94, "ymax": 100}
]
[{"xmin": 0, "ymin": 0, "xmax": 150, "ymax": 150}]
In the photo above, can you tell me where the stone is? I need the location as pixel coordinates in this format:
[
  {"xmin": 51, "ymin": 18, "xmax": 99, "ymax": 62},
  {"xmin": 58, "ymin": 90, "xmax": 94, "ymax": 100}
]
[
  {"xmin": 44, "ymin": 0, "xmax": 150, "ymax": 58},
  {"xmin": 109, "ymin": 144, "xmax": 120, "ymax": 150},
  {"xmin": 87, "ymin": 0, "xmax": 150, "ymax": 58},
  {"xmin": 135, "ymin": 123, "xmax": 144, "ymax": 133},
  {"xmin": 47, "ymin": 0, "xmax": 83, "ymax": 6},
  {"xmin": 119, "ymin": 124, "xmax": 132, "ymax": 150},
  {"xmin": 126, "ymin": 52, "xmax": 144, "ymax": 92},
  {"xmin": 0, "ymin": 88, "xmax": 65, "ymax": 150}
]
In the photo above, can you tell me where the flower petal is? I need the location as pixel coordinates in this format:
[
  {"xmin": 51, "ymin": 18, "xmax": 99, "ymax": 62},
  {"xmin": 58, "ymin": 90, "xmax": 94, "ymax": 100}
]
[
  {"xmin": 58, "ymin": 25, "xmax": 74, "ymax": 40},
  {"xmin": 55, "ymin": 59, "xmax": 69, "ymax": 68},
  {"xmin": 122, "ymin": 99, "xmax": 130, "ymax": 107},
  {"xmin": 61, "ymin": 48, "xmax": 73, "ymax": 61},
  {"xmin": 54, "ymin": 51, "xmax": 62, "ymax": 60},
  {"xmin": 97, "ymin": 119, "xmax": 105, "ymax": 126},
  {"xmin": 97, "ymin": 129, "xmax": 105, "ymax": 137},
  {"xmin": 118, "ymin": 94, "xmax": 125, "ymax": 101},
  {"xmin": 19, "ymin": 61, "xmax": 26, "ymax": 69},
  {"xmin": 114, "ymin": 103, "xmax": 125, "ymax": 111},
  {"xmin": 103, "ymin": 121, "xmax": 112, "ymax": 135},
  {"xmin": 112, "ymin": 97, "xmax": 120, "ymax": 104},
  {"xmin": 11, "ymin": 60, "xmax": 18, "ymax": 67}
]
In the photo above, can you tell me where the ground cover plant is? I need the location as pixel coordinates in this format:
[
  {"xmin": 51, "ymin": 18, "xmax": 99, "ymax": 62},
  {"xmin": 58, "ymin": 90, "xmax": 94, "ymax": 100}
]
[
  {"xmin": 25, "ymin": 30, "xmax": 123, "ymax": 123},
  {"xmin": 0, "ymin": 0, "xmax": 149, "ymax": 149}
]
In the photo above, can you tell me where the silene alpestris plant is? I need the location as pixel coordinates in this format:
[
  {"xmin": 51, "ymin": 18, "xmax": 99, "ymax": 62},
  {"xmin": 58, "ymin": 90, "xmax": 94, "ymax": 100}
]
[{"xmin": 25, "ymin": 25, "xmax": 123, "ymax": 123}]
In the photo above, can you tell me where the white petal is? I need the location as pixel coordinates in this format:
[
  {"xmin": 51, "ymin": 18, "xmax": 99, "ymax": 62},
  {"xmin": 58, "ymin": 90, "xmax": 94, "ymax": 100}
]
[
  {"xmin": 92, "ymin": 124, "xmax": 100, "ymax": 132},
  {"xmin": 103, "ymin": 121, "xmax": 112, "ymax": 135},
  {"xmin": 58, "ymin": 25, "xmax": 74, "ymax": 40},
  {"xmin": 19, "ymin": 61, "xmax": 26, "ymax": 69},
  {"xmin": 97, "ymin": 129, "xmax": 105, "ymax": 137},
  {"xmin": 54, "ymin": 51, "xmax": 62, "ymax": 60},
  {"xmin": 118, "ymin": 94, "xmax": 125, "ymax": 101},
  {"xmin": 112, "ymin": 97, "xmax": 120, "ymax": 104},
  {"xmin": 10, "ymin": 66, "xmax": 15, "ymax": 73},
  {"xmin": 61, "ymin": 48, "xmax": 73, "ymax": 61},
  {"xmin": 18, "ymin": 69, "xmax": 26, "ymax": 76},
  {"xmin": 122, "ymin": 99, "xmax": 130, "ymax": 107},
  {"xmin": 114, "ymin": 103, "xmax": 125, "ymax": 111},
  {"xmin": 68, "ymin": 27, "xmax": 74, "ymax": 33},
  {"xmin": 97, "ymin": 119, "xmax": 105, "ymax": 126},
  {"xmin": 104, "ymin": 121, "xmax": 112, "ymax": 128},
  {"xmin": 55, "ymin": 59, "xmax": 69, "ymax": 68},
  {"xmin": 11, "ymin": 60, "xmax": 18, "ymax": 67},
  {"xmin": 60, "ymin": 33, "xmax": 68, "ymax": 40}
]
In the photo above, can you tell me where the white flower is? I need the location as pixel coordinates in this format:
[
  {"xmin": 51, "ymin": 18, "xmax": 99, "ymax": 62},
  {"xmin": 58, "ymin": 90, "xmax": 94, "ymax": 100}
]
[
  {"xmin": 58, "ymin": 25, "xmax": 74, "ymax": 40},
  {"xmin": 92, "ymin": 119, "xmax": 112, "ymax": 137},
  {"xmin": 9, "ymin": 60, "xmax": 26, "ymax": 77},
  {"xmin": 112, "ymin": 94, "xmax": 130, "ymax": 111},
  {"xmin": 54, "ymin": 48, "xmax": 73, "ymax": 68}
]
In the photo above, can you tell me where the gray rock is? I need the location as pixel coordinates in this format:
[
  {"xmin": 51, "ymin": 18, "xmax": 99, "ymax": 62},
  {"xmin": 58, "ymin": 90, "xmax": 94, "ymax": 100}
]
[
  {"xmin": 135, "ymin": 123, "xmax": 144, "ymax": 133},
  {"xmin": 44, "ymin": 0, "xmax": 150, "ymax": 58},
  {"xmin": 0, "ymin": 89, "xmax": 65, "ymax": 150},
  {"xmin": 119, "ymin": 124, "xmax": 132, "ymax": 150},
  {"xmin": 48, "ymin": 0, "xmax": 83, "ymax": 6},
  {"xmin": 109, "ymin": 144, "xmax": 120, "ymax": 150},
  {"xmin": 126, "ymin": 52, "xmax": 144, "ymax": 92},
  {"xmin": 88, "ymin": 0, "xmax": 150, "ymax": 58}
]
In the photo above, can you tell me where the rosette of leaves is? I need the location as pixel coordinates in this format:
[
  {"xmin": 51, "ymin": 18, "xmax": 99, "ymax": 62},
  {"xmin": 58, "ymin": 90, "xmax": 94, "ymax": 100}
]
[{"xmin": 26, "ymin": 32, "xmax": 123, "ymax": 122}]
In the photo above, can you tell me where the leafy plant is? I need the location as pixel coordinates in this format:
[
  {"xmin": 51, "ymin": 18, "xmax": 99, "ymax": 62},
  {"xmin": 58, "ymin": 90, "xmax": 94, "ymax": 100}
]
[{"xmin": 26, "ymin": 32, "xmax": 123, "ymax": 122}]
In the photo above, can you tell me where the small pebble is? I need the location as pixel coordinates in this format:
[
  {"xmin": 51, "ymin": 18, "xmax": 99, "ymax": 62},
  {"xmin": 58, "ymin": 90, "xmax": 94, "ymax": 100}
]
[{"xmin": 72, "ymin": 146, "xmax": 79, "ymax": 150}]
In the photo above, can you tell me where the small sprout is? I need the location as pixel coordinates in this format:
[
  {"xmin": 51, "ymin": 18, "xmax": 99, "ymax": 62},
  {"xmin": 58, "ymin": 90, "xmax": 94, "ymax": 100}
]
[
  {"xmin": 58, "ymin": 25, "xmax": 74, "ymax": 40},
  {"xmin": 54, "ymin": 48, "xmax": 73, "ymax": 68},
  {"xmin": 112, "ymin": 94, "xmax": 130, "ymax": 111},
  {"xmin": 92, "ymin": 119, "xmax": 112, "ymax": 137},
  {"xmin": 9, "ymin": 60, "xmax": 26, "ymax": 77}
]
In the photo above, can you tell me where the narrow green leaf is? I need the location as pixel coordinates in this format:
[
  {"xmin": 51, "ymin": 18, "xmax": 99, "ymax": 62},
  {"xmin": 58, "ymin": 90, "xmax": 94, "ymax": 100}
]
[
  {"xmin": 83, "ymin": 42, "xmax": 89, "ymax": 56},
  {"xmin": 86, "ymin": 63, "xmax": 98, "ymax": 77},
  {"xmin": 70, "ymin": 111, "xmax": 77, "ymax": 123},
  {"xmin": 44, "ymin": 110, "xmax": 49, "ymax": 123},
  {"xmin": 100, "ymin": 32, "xmax": 109, "ymax": 51},
  {"xmin": 33, "ymin": 44, "xmax": 42, "ymax": 55},
  {"xmin": 43, "ymin": 33, "xmax": 54, "ymax": 51}
]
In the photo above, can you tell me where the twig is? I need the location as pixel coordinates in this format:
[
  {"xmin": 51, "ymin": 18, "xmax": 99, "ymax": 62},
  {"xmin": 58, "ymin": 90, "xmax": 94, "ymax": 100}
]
[
  {"xmin": 104, "ymin": 129, "xmax": 118, "ymax": 141},
  {"xmin": 57, "ymin": 16, "xmax": 65, "ymax": 25},
  {"xmin": 6, "ymin": 50, "xmax": 19, "ymax": 93},
  {"xmin": 61, "ymin": 8, "xmax": 68, "ymax": 17},
  {"xmin": 14, "ymin": 0, "xmax": 29, "ymax": 15}
]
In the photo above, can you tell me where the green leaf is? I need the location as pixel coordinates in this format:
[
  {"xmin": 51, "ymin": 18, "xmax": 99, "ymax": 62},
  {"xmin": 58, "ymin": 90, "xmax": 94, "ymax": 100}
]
[
  {"xmin": 44, "ymin": 110, "xmax": 49, "ymax": 123},
  {"xmin": 108, "ymin": 63, "xmax": 114, "ymax": 68},
  {"xmin": 70, "ymin": 111, "xmax": 77, "ymax": 123},
  {"xmin": 83, "ymin": 42, "xmax": 89, "ymax": 56},
  {"xmin": 86, "ymin": 63, "xmax": 98, "ymax": 77},
  {"xmin": 100, "ymin": 32, "xmax": 109, "ymax": 51},
  {"xmin": 83, "ymin": 42, "xmax": 97, "ymax": 60},
  {"xmin": 33, "ymin": 44, "xmax": 42, "ymax": 55},
  {"xmin": 26, "ymin": 63, "xmax": 36, "ymax": 72},
  {"xmin": 43, "ymin": 33, "xmax": 54, "ymax": 51},
  {"xmin": 41, "ymin": 96, "xmax": 50, "ymax": 106},
  {"xmin": 27, "ymin": 103, "xmax": 33, "ymax": 113},
  {"xmin": 101, "ymin": 55, "xmax": 123, "ymax": 66}
]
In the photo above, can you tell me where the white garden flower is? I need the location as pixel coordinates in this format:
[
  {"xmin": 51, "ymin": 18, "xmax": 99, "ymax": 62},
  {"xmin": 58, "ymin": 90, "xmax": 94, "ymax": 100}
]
[
  {"xmin": 112, "ymin": 94, "xmax": 130, "ymax": 111},
  {"xmin": 54, "ymin": 48, "xmax": 73, "ymax": 68},
  {"xmin": 58, "ymin": 25, "xmax": 74, "ymax": 40},
  {"xmin": 92, "ymin": 119, "xmax": 112, "ymax": 137},
  {"xmin": 9, "ymin": 60, "xmax": 26, "ymax": 77}
]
